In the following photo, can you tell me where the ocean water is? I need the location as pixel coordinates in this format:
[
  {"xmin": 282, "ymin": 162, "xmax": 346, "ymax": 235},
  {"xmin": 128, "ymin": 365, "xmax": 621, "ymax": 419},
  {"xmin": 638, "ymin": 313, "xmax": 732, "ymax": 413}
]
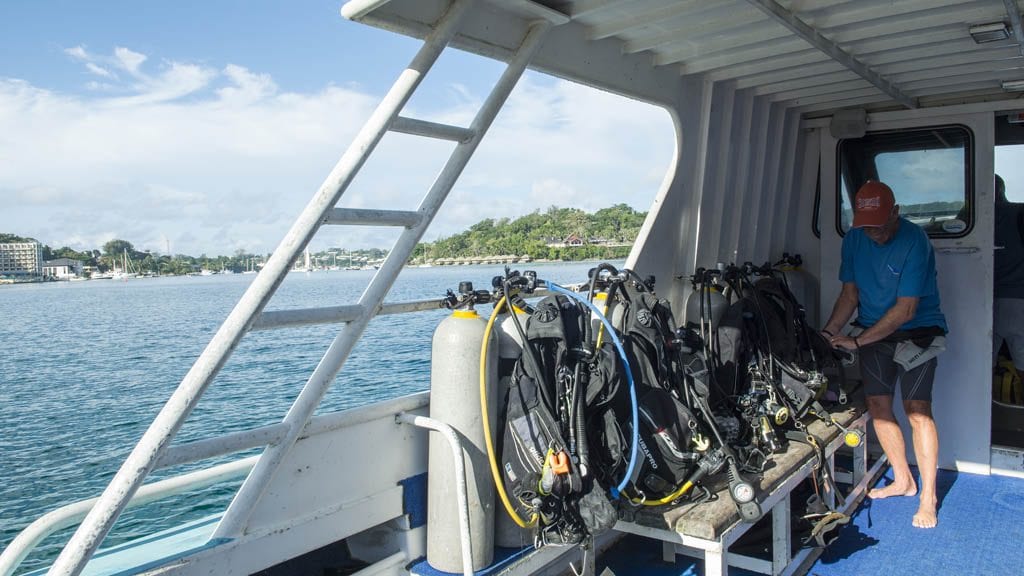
[{"xmin": 0, "ymin": 261, "xmax": 608, "ymax": 574}]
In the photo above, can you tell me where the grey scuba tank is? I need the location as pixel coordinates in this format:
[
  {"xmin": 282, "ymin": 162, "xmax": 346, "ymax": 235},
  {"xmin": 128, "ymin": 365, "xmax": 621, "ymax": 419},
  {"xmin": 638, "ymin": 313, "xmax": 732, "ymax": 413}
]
[{"xmin": 685, "ymin": 283, "xmax": 727, "ymax": 330}]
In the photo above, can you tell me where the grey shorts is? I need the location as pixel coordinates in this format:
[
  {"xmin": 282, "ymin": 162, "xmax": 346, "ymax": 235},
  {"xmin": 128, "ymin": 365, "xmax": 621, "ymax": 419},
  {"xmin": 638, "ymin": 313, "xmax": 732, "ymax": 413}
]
[
  {"xmin": 859, "ymin": 341, "xmax": 938, "ymax": 402},
  {"xmin": 994, "ymin": 298, "xmax": 1024, "ymax": 370}
]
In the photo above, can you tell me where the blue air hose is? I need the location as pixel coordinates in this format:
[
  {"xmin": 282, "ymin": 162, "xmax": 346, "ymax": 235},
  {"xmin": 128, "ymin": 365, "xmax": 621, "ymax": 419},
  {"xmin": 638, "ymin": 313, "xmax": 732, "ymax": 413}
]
[{"xmin": 545, "ymin": 281, "xmax": 639, "ymax": 499}]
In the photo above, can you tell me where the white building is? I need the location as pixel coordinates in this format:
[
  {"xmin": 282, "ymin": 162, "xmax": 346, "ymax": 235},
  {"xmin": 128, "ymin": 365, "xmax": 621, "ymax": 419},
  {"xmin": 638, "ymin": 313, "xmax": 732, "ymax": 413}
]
[
  {"xmin": 43, "ymin": 258, "xmax": 84, "ymax": 279},
  {"xmin": 0, "ymin": 242, "xmax": 43, "ymax": 278}
]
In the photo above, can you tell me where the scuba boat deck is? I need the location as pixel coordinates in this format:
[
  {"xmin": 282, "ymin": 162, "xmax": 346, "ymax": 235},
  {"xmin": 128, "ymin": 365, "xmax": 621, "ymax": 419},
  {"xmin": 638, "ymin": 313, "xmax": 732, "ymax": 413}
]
[
  {"xmin": 6, "ymin": 1, "xmax": 1024, "ymax": 575},
  {"xmin": 597, "ymin": 467, "xmax": 1024, "ymax": 576}
]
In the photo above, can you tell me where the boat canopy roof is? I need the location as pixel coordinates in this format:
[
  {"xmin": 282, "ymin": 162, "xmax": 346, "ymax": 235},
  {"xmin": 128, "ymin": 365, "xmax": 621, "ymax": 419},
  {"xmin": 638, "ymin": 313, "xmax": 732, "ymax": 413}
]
[{"xmin": 344, "ymin": 0, "xmax": 1024, "ymax": 116}]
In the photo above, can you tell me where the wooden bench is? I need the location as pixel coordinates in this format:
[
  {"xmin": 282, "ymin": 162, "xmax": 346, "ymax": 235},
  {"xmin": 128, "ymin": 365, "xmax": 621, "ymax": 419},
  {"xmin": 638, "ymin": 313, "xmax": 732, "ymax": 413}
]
[{"xmin": 611, "ymin": 402, "xmax": 884, "ymax": 576}]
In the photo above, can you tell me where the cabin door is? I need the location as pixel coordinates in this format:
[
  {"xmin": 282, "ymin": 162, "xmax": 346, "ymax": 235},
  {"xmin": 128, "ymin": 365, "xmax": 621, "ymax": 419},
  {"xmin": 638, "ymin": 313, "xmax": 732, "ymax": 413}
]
[{"xmin": 819, "ymin": 112, "xmax": 994, "ymax": 474}]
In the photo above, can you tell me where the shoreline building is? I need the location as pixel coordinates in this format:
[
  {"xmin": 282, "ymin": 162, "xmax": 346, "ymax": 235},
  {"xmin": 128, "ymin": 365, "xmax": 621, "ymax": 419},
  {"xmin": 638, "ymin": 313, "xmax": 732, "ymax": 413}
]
[
  {"xmin": 0, "ymin": 242, "xmax": 43, "ymax": 279},
  {"xmin": 43, "ymin": 258, "xmax": 84, "ymax": 280}
]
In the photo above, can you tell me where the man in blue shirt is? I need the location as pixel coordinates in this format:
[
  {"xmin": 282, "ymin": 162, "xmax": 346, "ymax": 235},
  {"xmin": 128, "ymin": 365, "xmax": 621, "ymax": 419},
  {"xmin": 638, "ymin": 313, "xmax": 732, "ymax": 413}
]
[{"xmin": 822, "ymin": 181, "xmax": 947, "ymax": 529}]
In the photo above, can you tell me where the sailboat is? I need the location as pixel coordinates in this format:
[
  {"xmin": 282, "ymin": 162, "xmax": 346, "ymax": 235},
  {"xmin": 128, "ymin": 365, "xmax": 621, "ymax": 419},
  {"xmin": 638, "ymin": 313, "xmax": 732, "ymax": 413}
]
[
  {"xmin": 291, "ymin": 248, "xmax": 313, "ymax": 272},
  {"xmin": 242, "ymin": 257, "xmax": 257, "ymax": 275},
  {"xmin": 109, "ymin": 249, "xmax": 139, "ymax": 281}
]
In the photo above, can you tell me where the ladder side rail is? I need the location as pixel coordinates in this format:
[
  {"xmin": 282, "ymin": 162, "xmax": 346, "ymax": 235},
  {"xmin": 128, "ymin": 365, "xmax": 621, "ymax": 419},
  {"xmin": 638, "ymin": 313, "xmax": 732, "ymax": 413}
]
[
  {"xmin": 47, "ymin": 2, "xmax": 475, "ymax": 574},
  {"xmin": 212, "ymin": 18, "xmax": 552, "ymax": 539}
]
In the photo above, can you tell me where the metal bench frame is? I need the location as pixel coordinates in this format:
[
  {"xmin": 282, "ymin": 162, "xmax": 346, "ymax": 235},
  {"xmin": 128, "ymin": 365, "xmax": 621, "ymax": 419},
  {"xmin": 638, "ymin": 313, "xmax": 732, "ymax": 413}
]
[{"xmin": 612, "ymin": 411, "xmax": 885, "ymax": 576}]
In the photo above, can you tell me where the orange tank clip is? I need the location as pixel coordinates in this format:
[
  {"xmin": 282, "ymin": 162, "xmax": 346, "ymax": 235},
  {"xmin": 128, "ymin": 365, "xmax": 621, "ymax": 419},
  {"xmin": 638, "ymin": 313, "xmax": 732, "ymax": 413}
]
[{"xmin": 547, "ymin": 451, "xmax": 570, "ymax": 475}]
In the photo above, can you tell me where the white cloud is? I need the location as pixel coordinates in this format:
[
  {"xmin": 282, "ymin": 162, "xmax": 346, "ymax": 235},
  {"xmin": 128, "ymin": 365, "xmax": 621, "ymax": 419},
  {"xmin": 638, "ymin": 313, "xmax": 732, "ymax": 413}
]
[
  {"xmin": 1, "ymin": 49, "xmax": 674, "ymax": 257},
  {"xmin": 64, "ymin": 45, "xmax": 89, "ymax": 61},
  {"xmin": 107, "ymin": 61, "xmax": 218, "ymax": 106},
  {"xmin": 114, "ymin": 46, "xmax": 147, "ymax": 75},
  {"xmin": 85, "ymin": 62, "xmax": 114, "ymax": 78}
]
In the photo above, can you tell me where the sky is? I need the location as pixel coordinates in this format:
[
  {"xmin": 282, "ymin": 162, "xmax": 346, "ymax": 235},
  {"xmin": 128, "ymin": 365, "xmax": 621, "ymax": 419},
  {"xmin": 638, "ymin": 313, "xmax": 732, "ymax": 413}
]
[{"xmin": 0, "ymin": 0, "xmax": 675, "ymax": 257}]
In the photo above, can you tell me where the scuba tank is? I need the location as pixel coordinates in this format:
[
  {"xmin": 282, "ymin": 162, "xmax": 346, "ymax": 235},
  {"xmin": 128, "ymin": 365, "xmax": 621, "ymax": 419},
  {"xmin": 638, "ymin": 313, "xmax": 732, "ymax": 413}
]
[
  {"xmin": 775, "ymin": 253, "xmax": 818, "ymax": 327},
  {"xmin": 428, "ymin": 285, "xmax": 497, "ymax": 572},
  {"xmin": 685, "ymin": 275, "xmax": 727, "ymax": 330}
]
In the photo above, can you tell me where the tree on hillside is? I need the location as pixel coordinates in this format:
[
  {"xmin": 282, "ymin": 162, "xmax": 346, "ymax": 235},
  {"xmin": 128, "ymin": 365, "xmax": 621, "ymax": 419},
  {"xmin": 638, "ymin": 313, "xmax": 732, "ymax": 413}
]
[{"xmin": 103, "ymin": 239, "xmax": 135, "ymax": 257}]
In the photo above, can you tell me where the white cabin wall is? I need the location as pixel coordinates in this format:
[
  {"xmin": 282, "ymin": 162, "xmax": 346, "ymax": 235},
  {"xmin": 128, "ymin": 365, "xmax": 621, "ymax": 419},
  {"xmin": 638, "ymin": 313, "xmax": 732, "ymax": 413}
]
[
  {"xmin": 632, "ymin": 80, "xmax": 817, "ymax": 320},
  {"xmin": 735, "ymin": 98, "xmax": 773, "ymax": 263},
  {"xmin": 719, "ymin": 89, "xmax": 756, "ymax": 266},
  {"xmin": 755, "ymin": 105, "xmax": 789, "ymax": 263},
  {"xmin": 629, "ymin": 76, "xmax": 707, "ymax": 315},
  {"xmin": 781, "ymin": 123, "xmax": 821, "ymax": 325},
  {"xmin": 693, "ymin": 81, "xmax": 738, "ymax": 270},
  {"xmin": 689, "ymin": 91, "xmax": 809, "ymax": 269}
]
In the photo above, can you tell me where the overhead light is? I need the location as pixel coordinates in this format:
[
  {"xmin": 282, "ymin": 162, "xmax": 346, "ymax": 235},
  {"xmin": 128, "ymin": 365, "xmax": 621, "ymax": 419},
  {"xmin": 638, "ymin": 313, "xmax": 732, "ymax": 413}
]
[
  {"xmin": 1002, "ymin": 80, "xmax": 1024, "ymax": 91},
  {"xmin": 970, "ymin": 22, "xmax": 1011, "ymax": 43}
]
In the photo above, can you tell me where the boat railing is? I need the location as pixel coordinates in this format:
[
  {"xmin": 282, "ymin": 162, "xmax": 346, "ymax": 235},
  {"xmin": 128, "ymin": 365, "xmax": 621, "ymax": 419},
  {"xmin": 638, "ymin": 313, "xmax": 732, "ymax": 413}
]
[
  {"xmin": 2, "ymin": 390, "xmax": 433, "ymax": 576},
  {"xmin": 0, "ymin": 458, "xmax": 257, "ymax": 576}
]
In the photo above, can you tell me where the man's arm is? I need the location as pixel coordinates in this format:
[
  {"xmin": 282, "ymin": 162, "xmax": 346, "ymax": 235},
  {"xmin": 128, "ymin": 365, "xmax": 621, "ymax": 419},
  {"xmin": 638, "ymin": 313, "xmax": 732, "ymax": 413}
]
[
  {"xmin": 822, "ymin": 282, "xmax": 859, "ymax": 337},
  {"xmin": 855, "ymin": 296, "xmax": 918, "ymax": 345},
  {"xmin": 831, "ymin": 296, "xmax": 918, "ymax": 350}
]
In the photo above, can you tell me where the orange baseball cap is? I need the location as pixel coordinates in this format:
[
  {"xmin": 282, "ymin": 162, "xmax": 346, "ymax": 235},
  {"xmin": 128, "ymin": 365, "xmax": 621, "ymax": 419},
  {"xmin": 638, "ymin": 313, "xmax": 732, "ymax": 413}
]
[{"xmin": 852, "ymin": 181, "xmax": 895, "ymax": 228}]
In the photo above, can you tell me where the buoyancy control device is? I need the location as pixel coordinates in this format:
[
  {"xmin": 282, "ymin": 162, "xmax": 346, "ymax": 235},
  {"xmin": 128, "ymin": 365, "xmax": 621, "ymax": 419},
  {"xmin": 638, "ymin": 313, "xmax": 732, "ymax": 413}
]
[
  {"xmin": 688, "ymin": 258, "xmax": 857, "ymax": 536},
  {"xmin": 497, "ymin": 289, "xmax": 617, "ymax": 546},
  {"xmin": 583, "ymin": 267, "xmax": 713, "ymax": 505}
]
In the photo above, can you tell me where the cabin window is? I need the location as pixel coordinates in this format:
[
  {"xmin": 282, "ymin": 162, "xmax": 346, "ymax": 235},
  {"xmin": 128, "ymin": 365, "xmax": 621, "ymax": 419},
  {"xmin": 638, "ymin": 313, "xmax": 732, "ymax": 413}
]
[{"xmin": 837, "ymin": 125, "xmax": 972, "ymax": 237}]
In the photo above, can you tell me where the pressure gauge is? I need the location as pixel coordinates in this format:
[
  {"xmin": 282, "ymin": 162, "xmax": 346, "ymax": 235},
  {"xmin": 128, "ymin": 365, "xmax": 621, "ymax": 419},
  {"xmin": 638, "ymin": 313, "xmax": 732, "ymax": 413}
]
[{"xmin": 732, "ymin": 481, "xmax": 756, "ymax": 503}]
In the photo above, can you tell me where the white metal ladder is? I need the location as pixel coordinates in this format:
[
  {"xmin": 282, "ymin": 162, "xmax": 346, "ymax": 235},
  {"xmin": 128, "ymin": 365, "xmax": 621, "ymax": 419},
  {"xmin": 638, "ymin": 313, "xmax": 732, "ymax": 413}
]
[{"xmin": 45, "ymin": 1, "xmax": 560, "ymax": 574}]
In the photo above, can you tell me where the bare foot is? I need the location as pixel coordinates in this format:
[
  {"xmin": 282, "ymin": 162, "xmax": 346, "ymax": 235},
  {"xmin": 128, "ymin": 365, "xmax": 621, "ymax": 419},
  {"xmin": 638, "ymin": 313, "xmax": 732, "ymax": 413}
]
[
  {"xmin": 912, "ymin": 498, "xmax": 938, "ymax": 528},
  {"xmin": 868, "ymin": 479, "xmax": 917, "ymax": 500}
]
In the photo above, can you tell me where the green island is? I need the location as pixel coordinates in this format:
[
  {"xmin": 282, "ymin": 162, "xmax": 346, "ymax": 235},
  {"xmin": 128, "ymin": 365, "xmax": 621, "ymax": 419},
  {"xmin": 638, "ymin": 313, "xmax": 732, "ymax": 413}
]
[{"xmin": 1, "ymin": 204, "xmax": 646, "ymax": 278}]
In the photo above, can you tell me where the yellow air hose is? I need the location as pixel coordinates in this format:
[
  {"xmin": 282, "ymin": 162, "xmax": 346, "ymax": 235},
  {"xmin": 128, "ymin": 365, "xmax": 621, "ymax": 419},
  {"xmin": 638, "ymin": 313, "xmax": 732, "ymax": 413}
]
[
  {"xmin": 629, "ymin": 480, "xmax": 696, "ymax": 506},
  {"xmin": 480, "ymin": 295, "xmax": 537, "ymax": 528}
]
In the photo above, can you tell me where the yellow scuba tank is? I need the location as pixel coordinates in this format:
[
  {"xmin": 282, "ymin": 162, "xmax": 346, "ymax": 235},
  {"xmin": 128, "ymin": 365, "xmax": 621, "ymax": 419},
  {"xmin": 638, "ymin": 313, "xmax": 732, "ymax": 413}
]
[{"xmin": 428, "ymin": 306, "xmax": 497, "ymax": 572}]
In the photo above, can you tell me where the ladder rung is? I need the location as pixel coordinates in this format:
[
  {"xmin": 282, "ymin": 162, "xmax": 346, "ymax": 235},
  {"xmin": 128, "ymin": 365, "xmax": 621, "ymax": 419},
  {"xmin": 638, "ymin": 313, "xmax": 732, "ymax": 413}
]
[
  {"xmin": 251, "ymin": 305, "xmax": 365, "ymax": 331},
  {"xmin": 322, "ymin": 208, "xmax": 422, "ymax": 228},
  {"xmin": 390, "ymin": 116, "xmax": 476, "ymax": 142},
  {"xmin": 252, "ymin": 298, "xmax": 460, "ymax": 331}
]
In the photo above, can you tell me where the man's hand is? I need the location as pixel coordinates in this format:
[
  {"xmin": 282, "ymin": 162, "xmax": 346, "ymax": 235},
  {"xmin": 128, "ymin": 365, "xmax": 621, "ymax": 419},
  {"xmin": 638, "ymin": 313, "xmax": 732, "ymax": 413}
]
[{"xmin": 828, "ymin": 334, "xmax": 859, "ymax": 351}]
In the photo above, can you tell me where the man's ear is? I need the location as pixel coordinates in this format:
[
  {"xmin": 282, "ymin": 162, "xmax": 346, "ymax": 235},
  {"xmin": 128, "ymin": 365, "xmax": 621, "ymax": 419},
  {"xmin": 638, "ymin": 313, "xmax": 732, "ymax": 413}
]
[{"xmin": 893, "ymin": 205, "xmax": 901, "ymax": 216}]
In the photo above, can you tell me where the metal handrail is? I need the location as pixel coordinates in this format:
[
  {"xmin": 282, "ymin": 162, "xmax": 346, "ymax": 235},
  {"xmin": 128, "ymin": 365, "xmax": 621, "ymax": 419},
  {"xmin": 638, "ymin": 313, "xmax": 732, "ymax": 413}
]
[
  {"xmin": 0, "ymin": 457, "xmax": 256, "ymax": 576},
  {"xmin": 395, "ymin": 413, "xmax": 474, "ymax": 576},
  {"xmin": 252, "ymin": 290, "xmax": 553, "ymax": 331}
]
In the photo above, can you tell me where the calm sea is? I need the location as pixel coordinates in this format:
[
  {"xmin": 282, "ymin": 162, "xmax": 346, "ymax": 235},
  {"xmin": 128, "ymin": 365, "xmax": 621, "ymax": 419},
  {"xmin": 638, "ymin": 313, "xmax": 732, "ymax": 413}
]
[{"xmin": 0, "ymin": 261, "xmax": 609, "ymax": 573}]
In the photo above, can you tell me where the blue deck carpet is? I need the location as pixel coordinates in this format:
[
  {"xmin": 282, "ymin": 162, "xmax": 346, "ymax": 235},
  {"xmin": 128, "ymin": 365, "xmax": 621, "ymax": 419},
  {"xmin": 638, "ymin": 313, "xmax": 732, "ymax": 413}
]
[
  {"xmin": 597, "ymin": 468, "xmax": 1024, "ymax": 575},
  {"xmin": 811, "ymin": 467, "xmax": 1024, "ymax": 576}
]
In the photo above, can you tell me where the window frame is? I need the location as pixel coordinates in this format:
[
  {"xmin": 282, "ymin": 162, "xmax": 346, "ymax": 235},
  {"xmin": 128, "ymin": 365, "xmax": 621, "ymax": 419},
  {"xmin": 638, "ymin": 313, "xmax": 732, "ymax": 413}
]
[{"xmin": 834, "ymin": 124, "xmax": 975, "ymax": 238}]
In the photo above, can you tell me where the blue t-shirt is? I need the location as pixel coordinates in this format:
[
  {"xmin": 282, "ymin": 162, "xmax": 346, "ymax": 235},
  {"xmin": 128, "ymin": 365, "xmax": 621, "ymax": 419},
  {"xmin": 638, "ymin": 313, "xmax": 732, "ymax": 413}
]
[{"xmin": 839, "ymin": 217, "xmax": 947, "ymax": 332}]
